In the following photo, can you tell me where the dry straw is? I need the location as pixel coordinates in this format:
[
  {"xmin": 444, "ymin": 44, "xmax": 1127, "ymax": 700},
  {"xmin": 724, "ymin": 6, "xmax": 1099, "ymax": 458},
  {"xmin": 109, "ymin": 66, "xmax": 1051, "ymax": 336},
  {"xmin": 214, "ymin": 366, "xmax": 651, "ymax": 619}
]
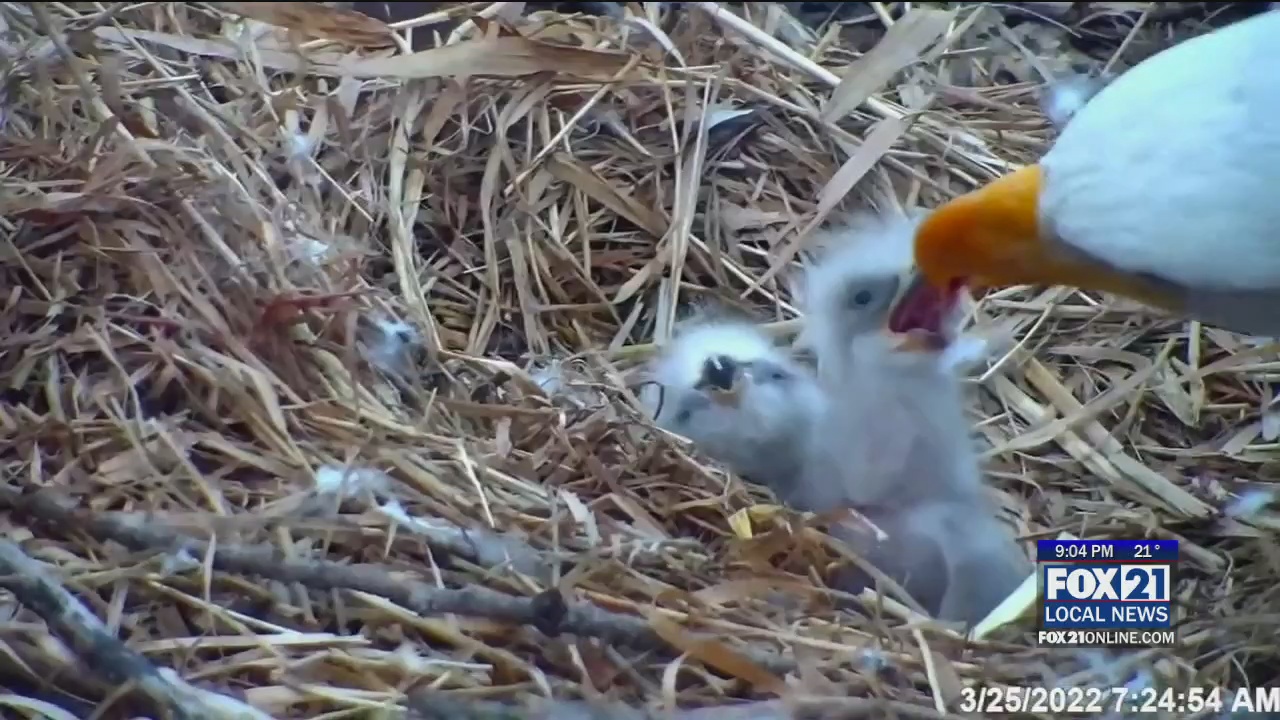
[{"xmin": 0, "ymin": 2, "xmax": 1275, "ymax": 718}]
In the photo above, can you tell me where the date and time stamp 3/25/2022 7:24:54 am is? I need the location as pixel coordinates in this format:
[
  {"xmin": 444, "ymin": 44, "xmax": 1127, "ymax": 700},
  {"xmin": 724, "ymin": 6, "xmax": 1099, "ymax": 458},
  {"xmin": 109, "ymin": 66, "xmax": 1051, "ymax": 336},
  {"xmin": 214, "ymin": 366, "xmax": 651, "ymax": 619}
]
[
  {"xmin": 958, "ymin": 686, "xmax": 1279, "ymax": 715},
  {"xmin": 955, "ymin": 539, "xmax": 1277, "ymax": 713}
]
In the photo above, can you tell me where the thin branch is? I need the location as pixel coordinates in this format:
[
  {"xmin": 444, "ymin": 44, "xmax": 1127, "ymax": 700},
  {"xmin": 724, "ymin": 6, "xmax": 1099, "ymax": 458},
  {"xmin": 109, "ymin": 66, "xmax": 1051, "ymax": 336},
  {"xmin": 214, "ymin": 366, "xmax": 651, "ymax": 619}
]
[
  {"xmin": 0, "ymin": 538, "xmax": 267, "ymax": 720},
  {"xmin": 0, "ymin": 485, "xmax": 796, "ymax": 675}
]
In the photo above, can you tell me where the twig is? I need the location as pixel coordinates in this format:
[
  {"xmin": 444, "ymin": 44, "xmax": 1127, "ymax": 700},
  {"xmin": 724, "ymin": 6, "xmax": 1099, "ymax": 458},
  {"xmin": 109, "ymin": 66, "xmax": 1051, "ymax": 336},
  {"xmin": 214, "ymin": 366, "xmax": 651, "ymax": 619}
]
[
  {"xmin": 0, "ymin": 485, "xmax": 796, "ymax": 674},
  {"xmin": 3, "ymin": 486, "xmax": 962, "ymax": 718},
  {"xmin": 0, "ymin": 539, "xmax": 265, "ymax": 720}
]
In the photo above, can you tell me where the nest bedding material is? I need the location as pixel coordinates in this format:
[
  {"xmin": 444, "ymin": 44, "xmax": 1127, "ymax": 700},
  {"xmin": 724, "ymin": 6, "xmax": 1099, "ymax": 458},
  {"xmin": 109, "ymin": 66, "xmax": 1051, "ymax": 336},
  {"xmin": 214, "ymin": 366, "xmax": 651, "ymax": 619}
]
[{"xmin": 1, "ymin": 2, "xmax": 1278, "ymax": 718}]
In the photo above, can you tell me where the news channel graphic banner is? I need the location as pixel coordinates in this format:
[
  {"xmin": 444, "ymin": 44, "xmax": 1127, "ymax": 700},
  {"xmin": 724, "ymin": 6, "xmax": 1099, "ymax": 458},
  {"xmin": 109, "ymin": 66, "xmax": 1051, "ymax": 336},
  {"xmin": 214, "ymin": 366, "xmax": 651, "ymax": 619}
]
[{"xmin": 1036, "ymin": 539, "xmax": 1177, "ymax": 649}]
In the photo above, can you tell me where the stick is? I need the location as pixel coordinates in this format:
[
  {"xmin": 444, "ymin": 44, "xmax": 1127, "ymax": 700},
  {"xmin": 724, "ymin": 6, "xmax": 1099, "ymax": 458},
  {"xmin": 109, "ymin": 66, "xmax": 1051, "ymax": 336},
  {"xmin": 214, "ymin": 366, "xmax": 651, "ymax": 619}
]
[
  {"xmin": 0, "ymin": 539, "xmax": 267, "ymax": 720},
  {"xmin": 0, "ymin": 485, "xmax": 795, "ymax": 675}
]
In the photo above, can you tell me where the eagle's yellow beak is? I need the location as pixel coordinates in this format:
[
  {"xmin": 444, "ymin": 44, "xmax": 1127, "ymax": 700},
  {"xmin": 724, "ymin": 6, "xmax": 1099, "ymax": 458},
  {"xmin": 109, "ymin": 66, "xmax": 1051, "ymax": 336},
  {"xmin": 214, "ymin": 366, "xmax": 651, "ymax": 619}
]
[{"xmin": 912, "ymin": 164, "xmax": 1184, "ymax": 312}]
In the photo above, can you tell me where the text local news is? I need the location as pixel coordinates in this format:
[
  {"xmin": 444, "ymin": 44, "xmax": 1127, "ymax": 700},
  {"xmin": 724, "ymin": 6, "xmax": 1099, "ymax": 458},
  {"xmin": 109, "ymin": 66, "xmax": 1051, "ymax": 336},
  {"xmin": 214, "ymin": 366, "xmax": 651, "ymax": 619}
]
[{"xmin": 1037, "ymin": 539, "xmax": 1178, "ymax": 648}]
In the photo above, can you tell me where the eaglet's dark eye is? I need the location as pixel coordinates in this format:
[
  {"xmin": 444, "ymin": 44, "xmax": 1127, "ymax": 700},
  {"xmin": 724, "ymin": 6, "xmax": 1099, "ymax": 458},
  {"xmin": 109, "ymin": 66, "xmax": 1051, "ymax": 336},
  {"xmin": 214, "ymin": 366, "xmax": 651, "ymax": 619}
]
[{"xmin": 851, "ymin": 289, "xmax": 874, "ymax": 306}]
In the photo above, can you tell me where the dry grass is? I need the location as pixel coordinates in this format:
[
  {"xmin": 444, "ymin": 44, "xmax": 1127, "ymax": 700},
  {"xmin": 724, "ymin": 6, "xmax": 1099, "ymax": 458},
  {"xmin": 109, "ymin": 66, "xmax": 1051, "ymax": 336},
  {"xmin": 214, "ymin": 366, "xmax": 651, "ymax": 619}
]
[{"xmin": 1, "ymin": 2, "xmax": 1277, "ymax": 718}]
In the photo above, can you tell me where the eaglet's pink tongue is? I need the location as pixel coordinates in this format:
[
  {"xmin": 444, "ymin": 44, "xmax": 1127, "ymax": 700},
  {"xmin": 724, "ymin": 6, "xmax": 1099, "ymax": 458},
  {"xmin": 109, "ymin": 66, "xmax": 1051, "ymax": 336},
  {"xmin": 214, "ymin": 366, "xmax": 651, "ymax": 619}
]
[{"xmin": 886, "ymin": 276, "xmax": 966, "ymax": 350}]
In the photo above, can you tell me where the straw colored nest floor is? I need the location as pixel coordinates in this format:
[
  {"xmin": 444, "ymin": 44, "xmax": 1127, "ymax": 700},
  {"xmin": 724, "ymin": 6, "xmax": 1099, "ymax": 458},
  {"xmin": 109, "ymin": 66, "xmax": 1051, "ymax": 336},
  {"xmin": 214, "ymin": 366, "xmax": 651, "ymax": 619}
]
[{"xmin": 1, "ymin": 2, "xmax": 1277, "ymax": 718}]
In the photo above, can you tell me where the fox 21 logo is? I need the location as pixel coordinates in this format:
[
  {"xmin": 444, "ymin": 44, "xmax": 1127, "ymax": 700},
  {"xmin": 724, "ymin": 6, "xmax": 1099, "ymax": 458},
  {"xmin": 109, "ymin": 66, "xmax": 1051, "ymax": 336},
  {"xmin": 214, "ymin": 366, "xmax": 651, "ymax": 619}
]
[{"xmin": 1044, "ymin": 565, "xmax": 1171, "ymax": 602}]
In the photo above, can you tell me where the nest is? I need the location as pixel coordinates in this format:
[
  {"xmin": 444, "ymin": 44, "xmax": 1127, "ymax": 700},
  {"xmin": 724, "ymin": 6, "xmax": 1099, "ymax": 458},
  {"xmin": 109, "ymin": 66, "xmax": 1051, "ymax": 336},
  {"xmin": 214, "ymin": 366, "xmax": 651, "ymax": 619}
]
[{"xmin": 1, "ymin": 2, "xmax": 1277, "ymax": 718}]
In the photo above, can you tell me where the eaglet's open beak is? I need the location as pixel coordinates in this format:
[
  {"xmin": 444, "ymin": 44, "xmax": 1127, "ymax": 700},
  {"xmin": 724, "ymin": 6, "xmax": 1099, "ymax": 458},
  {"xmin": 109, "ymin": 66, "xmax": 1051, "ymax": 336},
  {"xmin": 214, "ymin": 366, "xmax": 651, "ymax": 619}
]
[
  {"xmin": 885, "ymin": 267, "xmax": 964, "ymax": 353},
  {"xmin": 696, "ymin": 356, "xmax": 745, "ymax": 408}
]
